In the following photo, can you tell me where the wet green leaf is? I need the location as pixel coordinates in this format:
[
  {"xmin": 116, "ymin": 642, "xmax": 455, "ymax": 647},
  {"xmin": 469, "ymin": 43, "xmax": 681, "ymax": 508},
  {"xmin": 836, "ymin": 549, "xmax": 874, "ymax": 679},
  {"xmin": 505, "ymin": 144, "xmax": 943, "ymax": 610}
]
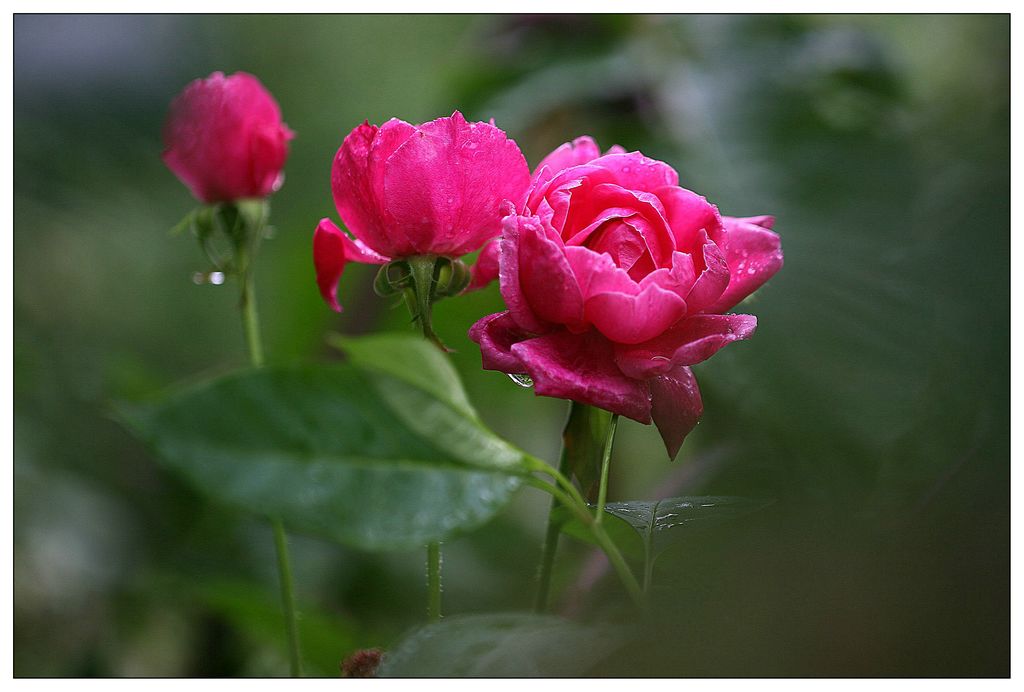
[
  {"xmin": 118, "ymin": 363, "xmax": 526, "ymax": 551},
  {"xmin": 331, "ymin": 332, "xmax": 527, "ymax": 472}
]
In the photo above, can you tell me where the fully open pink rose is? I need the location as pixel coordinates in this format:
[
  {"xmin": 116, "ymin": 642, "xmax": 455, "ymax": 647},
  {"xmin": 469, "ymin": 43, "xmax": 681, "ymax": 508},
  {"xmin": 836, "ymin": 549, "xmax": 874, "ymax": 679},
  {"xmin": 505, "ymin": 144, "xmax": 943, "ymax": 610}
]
[
  {"xmin": 163, "ymin": 71, "xmax": 294, "ymax": 204},
  {"xmin": 313, "ymin": 111, "xmax": 531, "ymax": 311},
  {"xmin": 469, "ymin": 137, "xmax": 783, "ymax": 457}
]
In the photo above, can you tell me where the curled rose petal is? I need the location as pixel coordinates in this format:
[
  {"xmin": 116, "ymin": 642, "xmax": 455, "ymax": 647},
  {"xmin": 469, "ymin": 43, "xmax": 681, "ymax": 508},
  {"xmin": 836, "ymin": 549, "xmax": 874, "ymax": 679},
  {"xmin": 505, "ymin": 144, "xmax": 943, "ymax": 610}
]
[
  {"xmin": 683, "ymin": 232, "xmax": 730, "ymax": 315},
  {"xmin": 313, "ymin": 218, "xmax": 389, "ymax": 312},
  {"xmin": 468, "ymin": 311, "xmax": 529, "ymax": 373},
  {"xmin": 706, "ymin": 216, "xmax": 784, "ymax": 314},
  {"xmin": 499, "ymin": 214, "xmax": 549, "ymax": 334},
  {"xmin": 649, "ymin": 366, "xmax": 704, "ymax": 459},
  {"xmin": 511, "ymin": 329, "xmax": 652, "ymax": 423},
  {"xmin": 518, "ymin": 220, "xmax": 584, "ymax": 328},
  {"xmin": 615, "ymin": 313, "xmax": 758, "ymax": 379}
]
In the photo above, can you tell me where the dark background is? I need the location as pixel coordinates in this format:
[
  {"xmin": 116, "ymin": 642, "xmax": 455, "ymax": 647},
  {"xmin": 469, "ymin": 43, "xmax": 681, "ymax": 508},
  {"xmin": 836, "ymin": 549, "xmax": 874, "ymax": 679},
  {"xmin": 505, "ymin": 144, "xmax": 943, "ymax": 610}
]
[{"xmin": 14, "ymin": 14, "xmax": 1009, "ymax": 676}]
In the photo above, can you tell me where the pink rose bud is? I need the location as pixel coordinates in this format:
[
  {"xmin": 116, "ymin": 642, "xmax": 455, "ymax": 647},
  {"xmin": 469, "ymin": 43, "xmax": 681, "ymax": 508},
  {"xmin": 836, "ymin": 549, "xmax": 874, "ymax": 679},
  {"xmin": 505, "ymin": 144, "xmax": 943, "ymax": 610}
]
[
  {"xmin": 163, "ymin": 71, "xmax": 294, "ymax": 204},
  {"xmin": 313, "ymin": 111, "xmax": 530, "ymax": 312},
  {"xmin": 469, "ymin": 137, "xmax": 783, "ymax": 458}
]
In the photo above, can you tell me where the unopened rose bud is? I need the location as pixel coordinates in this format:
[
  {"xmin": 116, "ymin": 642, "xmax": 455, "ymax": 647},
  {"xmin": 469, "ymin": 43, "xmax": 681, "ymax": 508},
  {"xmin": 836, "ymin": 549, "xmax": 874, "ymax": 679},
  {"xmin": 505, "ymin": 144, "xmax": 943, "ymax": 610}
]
[{"xmin": 163, "ymin": 71, "xmax": 294, "ymax": 204}]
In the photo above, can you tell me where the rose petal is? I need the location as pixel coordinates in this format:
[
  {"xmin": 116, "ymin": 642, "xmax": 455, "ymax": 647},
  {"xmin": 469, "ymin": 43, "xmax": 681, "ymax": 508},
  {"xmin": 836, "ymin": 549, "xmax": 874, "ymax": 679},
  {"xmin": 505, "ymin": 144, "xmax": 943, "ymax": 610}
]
[
  {"xmin": 562, "ymin": 183, "xmax": 674, "ymax": 265},
  {"xmin": 586, "ymin": 282, "xmax": 688, "ymax": 345},
  {"xmin": 511, "ymin": 329, "xmax": 653, "ymax": 423},
  {"xmin": 313, "ymin": 218, "xmax": 389, "ymax": 312},
  {"xmin": 499, "ymin": 214, "xmax": 548, "ymax": 333},
  {"xmin": 615, "ymin": 313, "xmax": 758, "ymax": 379},
  {"xmin": 684, "ymin": 232, "xmax": 730, "ymax": 314},
  {"xmin": 656, "ymin": 185, "xmax": 724, "ymax": 250},
  {"xmin": 706, "ymin": 216, "xmax": 784, "ymax": 313},
  {"xmin": 468, "ymin": 311, "xmax": 529, "ymax": 373},
  {"xmin": 534, "ymin": 136, "xmax": 602, "ymax": 177},
  {"xmin": 518, "ymin": 218, "xmax": 585, "ymax": 328},
  {"xmin": 331, "ymin": 122, "xmax": 389, "ymax": 252},
  {"xmin": 650, "ymin": 366, "xmax": 704, "ymax": 459},
  {"xmin": 383, "ymin": 111, "xmax": 531, "ymax": 256},
  {"xmin": 588, "ymin": 151, "xmax": 679, "ymax": 192},
  {"xmin": 466, "ymin": 238, "xmax": 500, "ymax": 291}
]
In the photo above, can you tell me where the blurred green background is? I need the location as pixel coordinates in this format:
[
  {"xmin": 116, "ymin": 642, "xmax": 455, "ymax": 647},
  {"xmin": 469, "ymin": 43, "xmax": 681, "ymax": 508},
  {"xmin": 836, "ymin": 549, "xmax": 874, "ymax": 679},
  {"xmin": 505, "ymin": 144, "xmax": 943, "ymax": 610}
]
[{"xmin": 14, "ymin": 14, "xmax": 1008, "ymax": 677}]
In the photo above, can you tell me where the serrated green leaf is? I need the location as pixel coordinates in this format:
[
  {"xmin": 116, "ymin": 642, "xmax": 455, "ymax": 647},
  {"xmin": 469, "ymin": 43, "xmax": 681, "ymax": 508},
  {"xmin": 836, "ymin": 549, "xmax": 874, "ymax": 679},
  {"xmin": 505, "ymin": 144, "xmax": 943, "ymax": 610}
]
[
  {"xmin": 378, "ymin": 613, "xmax": 624, "ymax": 677},
  {"xmin": 117, "ymin": 364, "xmax": 524, "ymax": 551}
]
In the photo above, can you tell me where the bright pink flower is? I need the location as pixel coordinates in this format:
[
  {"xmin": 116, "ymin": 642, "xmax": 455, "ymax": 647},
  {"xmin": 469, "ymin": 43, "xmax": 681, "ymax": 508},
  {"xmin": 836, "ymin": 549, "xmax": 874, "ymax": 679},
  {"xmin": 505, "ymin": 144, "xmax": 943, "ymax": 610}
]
[
  {"xmin": 162, "ymin": 72, "xmax": 293, "ymax": 204},
  {"xmin": 469, "ymin": 136, "xmax": 783, "ymax": 457},
  {"xmin": 314, "ymin": 112, "xmax": 531, "ymax": 311}
]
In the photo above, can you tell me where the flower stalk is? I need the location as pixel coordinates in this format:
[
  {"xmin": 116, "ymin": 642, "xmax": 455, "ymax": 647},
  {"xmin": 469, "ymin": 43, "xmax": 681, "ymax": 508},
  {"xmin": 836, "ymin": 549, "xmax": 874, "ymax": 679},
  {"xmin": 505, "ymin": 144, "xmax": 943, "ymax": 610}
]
[{"xmin": 233, "ymin": 203, "xmax": 303, "ymax": 677}]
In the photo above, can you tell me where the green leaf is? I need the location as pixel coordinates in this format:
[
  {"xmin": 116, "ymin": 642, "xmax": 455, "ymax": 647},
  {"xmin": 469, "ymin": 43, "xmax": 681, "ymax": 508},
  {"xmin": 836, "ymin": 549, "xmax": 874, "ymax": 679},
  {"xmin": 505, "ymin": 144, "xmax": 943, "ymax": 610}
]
[
  {"xmin": 557, "ymin": 496, "xmax": 773, "ymax": 563},
  {"xmin": 331, "ymin": 332, "xmax": 528, "ymax": 472},
  {"xmin": 605, "ymin": 496, "xmax": 774, "ymax": 560},
  {"xmin": 553, "ymin": 504, "xmax": 644, "ymax": 562},
  {"xmin": 377, "ymin": 613, "xmax": 624, "ymax": 677},
  {"xmin": 118, "ymin": 363, "xmax": 526, "ymax": 551}
]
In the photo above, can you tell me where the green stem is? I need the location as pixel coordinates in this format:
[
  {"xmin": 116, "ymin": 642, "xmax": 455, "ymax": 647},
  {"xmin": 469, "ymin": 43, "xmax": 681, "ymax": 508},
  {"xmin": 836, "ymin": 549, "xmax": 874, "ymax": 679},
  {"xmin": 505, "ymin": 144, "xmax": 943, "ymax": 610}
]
[
  {"xmin": 237, "ymin": 222, "xmax": 302, "ymax": 677},
  {"xmin": 272, "ymin": 518, "xmax": 303, "ymax": 677},
  {"xmin": 525, "ymin": 475, "xmax": 646, "ymax": 609},
  {"xmin": 404, "ymin": 256, "xmax": 448, "ymax": 351},
  {"xmin": 427, "ymin": 542, "xmax": 442, "ymax": 621},
  {"xmin": 534, "ymin": 432, "xmax": 573, "ymax": 613},
  {"xmin": 594, "ymin": 414, "xmax": 618, "ymax": 524},
  {"xmin": 239, "ymin": 266, "xmax": 264, "ymax": 367}
]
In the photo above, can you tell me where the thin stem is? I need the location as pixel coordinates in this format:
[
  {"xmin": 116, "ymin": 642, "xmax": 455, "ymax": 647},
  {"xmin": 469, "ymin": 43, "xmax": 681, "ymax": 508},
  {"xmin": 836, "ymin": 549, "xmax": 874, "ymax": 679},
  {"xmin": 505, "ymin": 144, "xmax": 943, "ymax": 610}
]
[
  {"xmin": 427, "ymin": 542, "xmax": 442, "ymax": 621},
  {"xmin": 594, "ymin": 414, "xmax": 619, "ymax": 524},
  {"xmin": 534, "ymin": 436, "xmax": 572, "ymax": 613},
  {"xmin": 239, "ymin": 267, "xmax": 264, "ymax": 367},
  {"xmin": 525, "ymin": 475, "xmax": 646, "ymax": 610},
  {"xmin": 272, "ymin": 518, "xmax": 303, "ymax": 677},
  {"xmin": 236, "ymin": 214, "xmax": 301, "ymax": 677}
]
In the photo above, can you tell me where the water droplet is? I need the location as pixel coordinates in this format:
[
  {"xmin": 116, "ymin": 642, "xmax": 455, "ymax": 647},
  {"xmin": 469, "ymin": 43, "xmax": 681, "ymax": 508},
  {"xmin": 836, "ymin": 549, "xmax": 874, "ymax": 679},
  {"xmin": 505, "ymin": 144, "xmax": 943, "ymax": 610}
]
[
  {"xmin": 507, "ymin": 373, "xmax": 534, "ymax": 388},
  {"xmin": 192, "ymin": 270, "xmax": 226, "ymax": 285},
  {"xmin": 747, "ymin": 267, "xmax": 756, "ymax": 275}
]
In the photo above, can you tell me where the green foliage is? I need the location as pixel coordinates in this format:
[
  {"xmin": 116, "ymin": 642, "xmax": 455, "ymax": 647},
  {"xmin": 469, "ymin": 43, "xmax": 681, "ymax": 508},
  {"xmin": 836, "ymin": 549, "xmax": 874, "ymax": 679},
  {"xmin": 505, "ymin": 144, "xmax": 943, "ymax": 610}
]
[
  {"xmin": 378, "ymin": 613, "xmax": 624, "ymax": 677},
  {"xmin": 558, "ymin": 496, "xmax": 773, "ymax": 566},
  {"xmin": 119, "ymin": 361, "xmax": 526, "ymax": 551}
]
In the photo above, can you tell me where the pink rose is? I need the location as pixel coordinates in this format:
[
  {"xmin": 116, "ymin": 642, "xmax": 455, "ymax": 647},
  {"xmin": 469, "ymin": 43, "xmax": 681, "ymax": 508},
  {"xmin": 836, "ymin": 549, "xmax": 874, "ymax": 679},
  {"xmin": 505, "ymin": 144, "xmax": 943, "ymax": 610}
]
[
  {"xmin": 469, "ymin": 137, "xmax": 783, "ymax": 457},
  {"xmin": 162, "ymin": 71, "xmax": 294, "ymax": 204},
  {"xmin": 313, "ymin": 111, "xmax": 531, "ymax": 311}
]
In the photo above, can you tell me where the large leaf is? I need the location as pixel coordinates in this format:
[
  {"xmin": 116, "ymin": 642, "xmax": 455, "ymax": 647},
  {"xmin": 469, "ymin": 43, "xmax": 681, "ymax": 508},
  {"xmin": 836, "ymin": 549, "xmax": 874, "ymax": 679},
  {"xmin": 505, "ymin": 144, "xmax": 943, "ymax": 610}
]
[
  {"xmin": 377, "ymin": 613, "xmax": 623, "ymax": 677},
  {"xmin": 331, "ymin": 332, "xmax": 529, "ymax": 472},
  {"xmin": 119, "ymin": 363, "xmax": 527, "ymax": 551}
]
